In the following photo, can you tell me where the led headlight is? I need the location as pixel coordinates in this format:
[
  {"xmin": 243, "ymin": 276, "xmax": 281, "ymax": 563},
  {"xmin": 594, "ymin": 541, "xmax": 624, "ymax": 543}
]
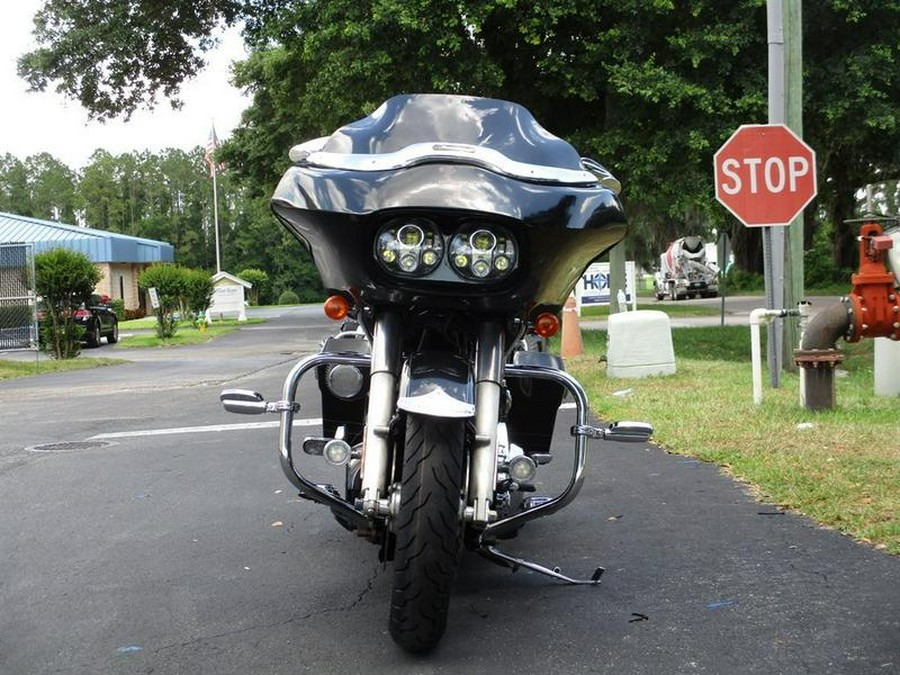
[
  {"xmin": 375, "ymin": 218, "xmax": 443, "ymax": 277},
  {"xmin": 449, "ymin": 224, "xmax": 518, "ymax": 281}
]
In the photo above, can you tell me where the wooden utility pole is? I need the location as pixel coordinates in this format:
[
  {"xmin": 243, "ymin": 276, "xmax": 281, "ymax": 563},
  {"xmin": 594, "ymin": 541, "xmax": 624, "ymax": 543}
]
[{"xmin": 782, "ymin": 0, "xmax": 804, "ymax": 369}]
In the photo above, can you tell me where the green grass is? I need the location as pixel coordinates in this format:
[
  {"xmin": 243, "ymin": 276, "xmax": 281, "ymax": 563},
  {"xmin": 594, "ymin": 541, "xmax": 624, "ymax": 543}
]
[
  {"xmin": 563, "ymin": 327, "xmax": 899, "ymax": 554},
  {"xmin": 116, "ymin": 318, "xmax": 264, "ymax": 348},
  {"xmin": 581, "ymin": 302, "xmax": 721, "ymax": 318},
  {"xmin": 0, "ymin": 357, "xmax": 127, "ymax": 380}
]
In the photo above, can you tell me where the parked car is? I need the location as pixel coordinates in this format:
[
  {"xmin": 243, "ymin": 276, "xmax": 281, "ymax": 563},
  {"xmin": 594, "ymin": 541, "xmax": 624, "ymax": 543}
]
[{"xmin": 73, "ymin": 297, "xmax": 119, "ymax": 347}]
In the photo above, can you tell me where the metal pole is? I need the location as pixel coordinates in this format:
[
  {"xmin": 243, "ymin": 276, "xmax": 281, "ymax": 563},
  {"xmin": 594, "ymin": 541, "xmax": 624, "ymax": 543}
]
[
  {"xmin": 765, "ymin": 0, "xmax": 786, "ymax": 386},
  {"xmin": 212, "ymin": 165, "xmax": 221, "ymax": 274},
  {"xmin": 608, "ymin": 242, "xmax": 626, "ymax": 314}
]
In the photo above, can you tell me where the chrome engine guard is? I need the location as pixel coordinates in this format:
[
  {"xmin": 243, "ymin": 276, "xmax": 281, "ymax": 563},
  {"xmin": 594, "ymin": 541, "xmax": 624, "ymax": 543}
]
[{"xmin": 277, "ymin": 351, "xmax": 598, "ymax": 536}]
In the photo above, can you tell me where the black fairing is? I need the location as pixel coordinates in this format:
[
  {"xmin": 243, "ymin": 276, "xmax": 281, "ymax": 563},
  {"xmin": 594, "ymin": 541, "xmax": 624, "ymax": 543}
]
[{"xmin": 271, "ymin": 94, "xmax": 626, "ymax": 316}]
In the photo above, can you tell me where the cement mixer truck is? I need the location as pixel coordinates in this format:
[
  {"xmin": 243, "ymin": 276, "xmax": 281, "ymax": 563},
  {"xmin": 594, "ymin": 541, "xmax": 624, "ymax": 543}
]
[{"xmin": 653, "ymin": 235, "xmax": 719, "ymax": 300}]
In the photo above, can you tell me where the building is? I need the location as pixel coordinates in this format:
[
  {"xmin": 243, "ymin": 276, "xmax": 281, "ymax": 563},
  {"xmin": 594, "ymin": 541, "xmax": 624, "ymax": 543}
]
[{"xmin": 0, "ymin": 212, "xmax": 174, "ymax": 310}]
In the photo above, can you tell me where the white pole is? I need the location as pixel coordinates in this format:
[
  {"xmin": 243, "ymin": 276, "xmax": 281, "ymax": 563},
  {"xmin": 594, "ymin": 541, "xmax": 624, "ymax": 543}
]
[{"xmin": 212, "ymin": 165, "xmax": 221, "ymax": 274}]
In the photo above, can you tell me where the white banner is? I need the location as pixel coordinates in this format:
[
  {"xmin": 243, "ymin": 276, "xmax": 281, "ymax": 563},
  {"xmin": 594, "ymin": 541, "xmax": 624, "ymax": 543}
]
[{"xmin": 574, "ymin": 261, "xmax": 637, "ymax": 313}]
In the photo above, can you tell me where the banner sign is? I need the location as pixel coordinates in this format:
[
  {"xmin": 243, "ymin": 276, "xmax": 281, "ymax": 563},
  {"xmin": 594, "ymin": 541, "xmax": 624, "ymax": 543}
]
[{"xmin": 574, "ymin": 261, "xmax": 637, "ymax": 313}]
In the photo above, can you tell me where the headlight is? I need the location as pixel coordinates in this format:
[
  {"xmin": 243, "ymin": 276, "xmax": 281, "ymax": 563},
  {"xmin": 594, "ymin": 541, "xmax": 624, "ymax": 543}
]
[
  {"xmin": 449, "ymin": 224, "xmax": 517, "ymax": 281},
  {"xmin": 375, "ymin": 218, "xmax": 443, "ymax": 277}
]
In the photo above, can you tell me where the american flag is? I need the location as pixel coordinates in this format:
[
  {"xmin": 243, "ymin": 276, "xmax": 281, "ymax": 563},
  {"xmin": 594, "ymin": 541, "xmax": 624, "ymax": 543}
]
[{"xmin": 205, "ymin": 124, "xmax": 223, "ymax": 176}]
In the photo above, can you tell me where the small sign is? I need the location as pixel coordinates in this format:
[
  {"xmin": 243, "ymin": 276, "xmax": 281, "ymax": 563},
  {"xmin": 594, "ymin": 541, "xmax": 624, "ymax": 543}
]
[
  {"xmin": 148, "ymin": 287, "xmax": 160, "ymax": 309},
  {"xmin": 575, "ymin": 261, "xmax": 637, "ymax": 313}
]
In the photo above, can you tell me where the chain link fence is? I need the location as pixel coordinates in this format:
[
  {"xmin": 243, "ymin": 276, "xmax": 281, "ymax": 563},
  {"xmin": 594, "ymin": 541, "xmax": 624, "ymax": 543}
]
[{"xmin": 0, "ymin": 244, "xmax": 38, "ymax": 352}]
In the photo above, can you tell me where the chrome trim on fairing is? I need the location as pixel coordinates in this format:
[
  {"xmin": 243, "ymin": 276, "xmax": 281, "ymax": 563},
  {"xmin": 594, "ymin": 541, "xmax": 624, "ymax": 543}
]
[
  {"xmin": 294, "ymin": 142, "xmax": 601, "ymax": 186},
  {"xmin": 481, "ymin": 363, "xmax": 593, "ymax": 540},
  {"xmin": 279, "ymin": 351, "xmax": 373, "ymax": 531}
]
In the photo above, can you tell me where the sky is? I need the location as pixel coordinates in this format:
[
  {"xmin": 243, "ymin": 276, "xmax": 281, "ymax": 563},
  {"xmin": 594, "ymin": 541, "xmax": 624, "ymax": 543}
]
[{"xmin": 0, "ymin": 1, "xmax": 251, "ymax": 170}]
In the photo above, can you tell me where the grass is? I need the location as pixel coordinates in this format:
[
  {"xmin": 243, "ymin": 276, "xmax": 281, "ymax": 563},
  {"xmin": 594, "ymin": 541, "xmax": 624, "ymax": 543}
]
[
  {"xmin": 562, "ymin": 327, "xmax": 899, "ymax": 554},
  {"xmin": 116, "ymin": 318, "xmax": 264, "ymax": 348},
  {"xmin": 581, "ymin": 302, "xmax": 721, "ymax": 318},
  {"xmin": 0, "ymin": 356, "xmax": 127, "ymax": 381}
]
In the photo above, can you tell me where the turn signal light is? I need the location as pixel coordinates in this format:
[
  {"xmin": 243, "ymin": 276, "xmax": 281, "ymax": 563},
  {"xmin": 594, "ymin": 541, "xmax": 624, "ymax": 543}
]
[
  {"xmin": 534, "ymin": 312, "xmax": 560, "ymax": 338},
  {"xmin": 323, "ymin": 295, "xmax": 350, "ymax": 321}
]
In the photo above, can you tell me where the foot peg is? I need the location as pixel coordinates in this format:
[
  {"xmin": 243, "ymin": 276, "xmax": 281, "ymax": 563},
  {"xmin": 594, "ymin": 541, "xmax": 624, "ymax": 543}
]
[
  {"xmin": 572, "ymin": 420, "xmax": 653, "ymax": 442},
  {"xmin": 220, "ymin": 389, "xmax": 299, "ymax": 415}
]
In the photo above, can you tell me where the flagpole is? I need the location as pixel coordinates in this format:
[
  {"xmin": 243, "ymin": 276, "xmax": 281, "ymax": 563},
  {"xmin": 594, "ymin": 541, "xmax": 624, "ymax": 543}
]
[
  {"xmin": 207, "ymin": 120, "xmax": 222, "ymax": 274},
  {"xmin": 212, "ymin": 161, "xmax": 221, "ymax": 273}
]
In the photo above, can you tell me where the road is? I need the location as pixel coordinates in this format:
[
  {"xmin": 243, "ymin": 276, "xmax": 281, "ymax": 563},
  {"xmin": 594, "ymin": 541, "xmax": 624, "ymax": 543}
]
[{"xmin": 0, "ymin": 305, "xmax": 896, "ymax": 674}]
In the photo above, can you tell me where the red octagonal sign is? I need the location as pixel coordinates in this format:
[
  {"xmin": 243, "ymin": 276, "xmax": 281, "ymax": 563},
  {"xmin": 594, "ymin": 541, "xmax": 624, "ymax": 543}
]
[{"xmin": 714, "ymin": 124, "xmax": 817, "ymax": 227}]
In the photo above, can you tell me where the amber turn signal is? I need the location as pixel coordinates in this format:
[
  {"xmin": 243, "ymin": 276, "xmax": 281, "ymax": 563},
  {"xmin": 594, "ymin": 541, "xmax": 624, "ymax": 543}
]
[
  {"xmin": 533, "ymin": 312, "xmax": 560, "ymax": 338},
  {"xmin": 323, "ymin": 295, "xmax": 350, "ymax": 321}
]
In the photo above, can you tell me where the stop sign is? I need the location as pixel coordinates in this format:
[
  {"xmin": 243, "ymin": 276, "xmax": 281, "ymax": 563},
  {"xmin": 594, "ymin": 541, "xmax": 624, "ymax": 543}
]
[{"xmin": 714, "ymin": 124, "xmax": 817, "ymax": 227}]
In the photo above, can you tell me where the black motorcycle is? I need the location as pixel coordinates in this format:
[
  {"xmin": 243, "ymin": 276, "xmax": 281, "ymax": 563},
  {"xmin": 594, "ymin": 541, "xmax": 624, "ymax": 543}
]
[{"xmin": 221, "ymin": 94, "xmax": 652, "ymax": 652}]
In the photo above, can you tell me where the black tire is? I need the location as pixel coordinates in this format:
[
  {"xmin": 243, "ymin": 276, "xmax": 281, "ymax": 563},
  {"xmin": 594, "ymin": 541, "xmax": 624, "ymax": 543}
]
[
  {"xmin": 86, "ymin": 321, "xmax": 101, "ymax": 348},
  {"xmin": 107, "ymin": 320, "xmax": 119, "ymax": 344},
  {"xmin": 389, "ymin": 414, "xmax": 465, "ymax": 653}
]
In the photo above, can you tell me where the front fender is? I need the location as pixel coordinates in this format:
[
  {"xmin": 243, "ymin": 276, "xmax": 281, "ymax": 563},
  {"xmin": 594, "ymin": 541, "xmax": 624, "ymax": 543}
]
[{"xmin": 397, "ymin": 351, "xmax": 475, "ymax": 418}]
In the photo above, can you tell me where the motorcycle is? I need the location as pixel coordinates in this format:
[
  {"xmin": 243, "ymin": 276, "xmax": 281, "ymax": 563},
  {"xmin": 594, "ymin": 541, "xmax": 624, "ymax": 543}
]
[{"xmin": 220, "ymin": 94, "xmax": 652, "ymax": 652}]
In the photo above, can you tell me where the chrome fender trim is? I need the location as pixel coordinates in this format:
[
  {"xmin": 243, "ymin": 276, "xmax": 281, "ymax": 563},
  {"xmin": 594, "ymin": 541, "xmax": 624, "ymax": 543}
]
[{"xmin": 396, "ymin": 350, "xmax": 475, "ymax": 418}]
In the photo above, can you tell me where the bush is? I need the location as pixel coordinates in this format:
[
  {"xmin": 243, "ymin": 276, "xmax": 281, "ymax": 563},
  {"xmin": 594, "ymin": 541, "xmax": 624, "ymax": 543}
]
[
  {"xmin": 35, "ymin": 248, "xmax": 101, "ymax": 359},
  {"xmin": 237, "ymin": 268, "xmax": 271, "ymax": 305},
  {"xmin": 124, "ymin": 308, "xmax": 146, "ymax": 320},
  {"xmin": 110, "ymin": 298, "xmax": 126, "ymax": 321},
  {"xmin": 139, "ymin": 264, "xmax": 187, "ymax": 339},
  {"xmin": 182, "ymin": 268, "xmax": 215, "ymax": 322},
  {"xmin": 278, "ymin": 290, "xmax": 300, "ymax": 305}
]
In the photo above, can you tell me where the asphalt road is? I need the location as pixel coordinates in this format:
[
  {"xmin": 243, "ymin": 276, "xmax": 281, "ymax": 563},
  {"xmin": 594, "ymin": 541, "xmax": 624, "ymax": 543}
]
[{"xmin": 0, "ymin": 305, "xmax": 897, "ymax": 674}]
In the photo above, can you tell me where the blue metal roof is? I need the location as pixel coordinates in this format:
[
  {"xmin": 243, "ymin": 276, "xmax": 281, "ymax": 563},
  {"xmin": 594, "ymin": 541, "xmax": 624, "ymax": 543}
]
[{"xmin": 0, "ymin": 212, "xmax": 174, "ymax": 264}]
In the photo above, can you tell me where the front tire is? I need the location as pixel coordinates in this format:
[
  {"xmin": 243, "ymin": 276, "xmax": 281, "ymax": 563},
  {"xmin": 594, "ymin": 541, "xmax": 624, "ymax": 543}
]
[{"xmin": 389, "ymin": 414, "xmax": 465, "ymax": 653}]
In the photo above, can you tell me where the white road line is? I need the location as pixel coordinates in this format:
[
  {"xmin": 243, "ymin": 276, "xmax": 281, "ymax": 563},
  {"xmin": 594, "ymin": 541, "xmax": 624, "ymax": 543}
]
[
  {"xmin": 93, "ymin": 404, "xmax": 576, "ymax": 441},
  {"xmin": 89, "ymin": 418, "xmax": 323, "ymax": 440}
]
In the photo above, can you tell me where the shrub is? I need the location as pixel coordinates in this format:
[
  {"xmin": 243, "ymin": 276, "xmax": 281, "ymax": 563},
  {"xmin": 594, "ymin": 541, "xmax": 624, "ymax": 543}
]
[
  {"xmin": 110, "ymin": 298, "xmax": 126, "ymax": 321},
  {"xmin": 124, "ymin": 308, "xmax": 147, "ymax": 320},
  {"xmin": 35, "ymin": 248, "xmax": 100, "ymax": 359},
  {"xmin": 182, "ymin": 268, "xmax": 215, "ymax": 322},
  {"xmin": 139, "ymin": 264, "xmax": 186, "ymax": 339},
  {"xmin": 278, "ymin": 289, "xmax": 300, "ymax": 305},
  {"xmin": 237, "ymin": 268, "xmax": 271, "ymax": 305}
]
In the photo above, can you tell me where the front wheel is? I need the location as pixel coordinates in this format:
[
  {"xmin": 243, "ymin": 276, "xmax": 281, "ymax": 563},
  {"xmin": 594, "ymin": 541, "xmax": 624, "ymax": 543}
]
[{"xmin": 389, "ymin": 414, "xmax": 465, "ymax": 653}]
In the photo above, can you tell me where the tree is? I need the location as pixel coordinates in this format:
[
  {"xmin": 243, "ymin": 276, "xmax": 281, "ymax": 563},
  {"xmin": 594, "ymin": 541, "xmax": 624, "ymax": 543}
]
[
  {"xmin": 182, "ymin": 268, "xmax": 215, "ymax": 323},
  {"xmin": 35, "ymin": 248, "xmax": 101, "ymax": 359},
  {"xmin": 236, "ymin": 268, "xmax": 270, "ymax": 305},
  {"xmin": 138, "ymin": 264, "xmax": 187, "ymax": 338},
  {"xmin": 18, "ymin": 0, "xmax": 242, "ymax": 120},
  {"xmin": 19, "ymin": 0, "xmax": 900, "ymax": 276}
]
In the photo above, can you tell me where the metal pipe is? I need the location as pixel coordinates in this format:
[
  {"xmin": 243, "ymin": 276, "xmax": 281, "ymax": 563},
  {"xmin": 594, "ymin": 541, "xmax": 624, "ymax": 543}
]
[
  {"xmin": 482, "ymin": 363, "xmax": 590, "ymax": 539},
  {"xmin": 799, "ymin": 300, "xmax": 852, "ymax": 350},
  {"xmin": 279, "ymin": 351, "xmax": 373, "ymax": 530}
]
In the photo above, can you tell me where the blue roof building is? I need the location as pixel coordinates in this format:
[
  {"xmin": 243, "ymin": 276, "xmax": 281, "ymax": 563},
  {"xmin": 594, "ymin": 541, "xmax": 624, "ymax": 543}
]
[{"xmin": 0, "ymin": 212, "xmax": 175, "ymax": 311}]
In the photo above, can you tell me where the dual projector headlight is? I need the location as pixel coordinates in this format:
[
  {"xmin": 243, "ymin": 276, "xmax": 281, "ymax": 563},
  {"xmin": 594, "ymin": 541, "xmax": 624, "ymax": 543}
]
[{"xmin": 374, "ymin": 218, "xmax": 517, "ymax": 281}]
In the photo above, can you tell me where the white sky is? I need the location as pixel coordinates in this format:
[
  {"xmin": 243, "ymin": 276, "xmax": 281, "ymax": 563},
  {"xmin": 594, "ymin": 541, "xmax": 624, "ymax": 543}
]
[{"xmin": 0, "ymin": 0, "xmax": 250, "ymax": 170}]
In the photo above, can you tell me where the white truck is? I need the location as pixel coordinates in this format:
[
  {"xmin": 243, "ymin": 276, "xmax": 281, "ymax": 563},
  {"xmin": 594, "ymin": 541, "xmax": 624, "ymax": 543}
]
[{"xmin": 654, "ymin": 235, "xmax": 719, "ymax": 300}]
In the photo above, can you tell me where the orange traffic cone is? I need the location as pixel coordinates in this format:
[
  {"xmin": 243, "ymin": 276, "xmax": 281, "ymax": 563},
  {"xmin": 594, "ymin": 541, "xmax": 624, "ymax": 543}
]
[{"xmin": 561, "ymin": 295, "xmax": 583, "ymax": 358}]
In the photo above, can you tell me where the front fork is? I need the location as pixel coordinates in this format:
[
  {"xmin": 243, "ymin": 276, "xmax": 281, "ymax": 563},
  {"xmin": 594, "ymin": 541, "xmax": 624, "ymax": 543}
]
[
  {"xmin": 469, "ymin": 321, "xmax": 505, "ymax": 525},
  {"xmin": 359, "ymin": 312, "xmax": 401, "ymax": 517},
  {"xmin": 358, "ymin": 313, "xmax": 504, "ymax": 527}
]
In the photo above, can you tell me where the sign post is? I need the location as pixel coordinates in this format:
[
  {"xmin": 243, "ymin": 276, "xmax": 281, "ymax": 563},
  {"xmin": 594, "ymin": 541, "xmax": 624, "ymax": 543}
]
[{"xmin": 714, "ymin": 123, "xmax": 816, "ymax": 385}]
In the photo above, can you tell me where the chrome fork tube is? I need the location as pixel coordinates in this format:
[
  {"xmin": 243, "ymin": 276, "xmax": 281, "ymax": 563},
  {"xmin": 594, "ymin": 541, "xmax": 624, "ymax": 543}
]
[
  {"xmin": 470, "ymin": 321, "xmax": 504, "ymax": 525},
  {"xmin": 360, "ymin": 312, "xmax": 401, "ymax": 516}
]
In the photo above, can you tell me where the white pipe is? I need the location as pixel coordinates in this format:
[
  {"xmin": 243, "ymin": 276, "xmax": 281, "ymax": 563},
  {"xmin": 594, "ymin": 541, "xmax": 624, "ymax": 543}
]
[{"xmin": 750, "ymin": 307, "xmax": 799, "ymax": 404}]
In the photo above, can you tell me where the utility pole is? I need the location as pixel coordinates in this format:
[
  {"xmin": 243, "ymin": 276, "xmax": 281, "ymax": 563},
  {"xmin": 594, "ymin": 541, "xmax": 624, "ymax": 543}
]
[
  {"xmin": 765, "ymin": 0, "xmax": 787, "ymax": 385},
  {"xmin": 782, "ymin": 0, "xmax": 804, "ymax": 370}
]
